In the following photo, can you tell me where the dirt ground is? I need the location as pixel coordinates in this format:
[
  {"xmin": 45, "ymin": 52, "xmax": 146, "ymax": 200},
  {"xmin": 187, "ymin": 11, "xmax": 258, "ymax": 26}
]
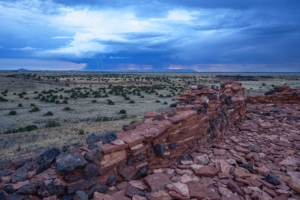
[{"xmin": 0, "ymin": 72, "xmax": 299, "ymax": 161}]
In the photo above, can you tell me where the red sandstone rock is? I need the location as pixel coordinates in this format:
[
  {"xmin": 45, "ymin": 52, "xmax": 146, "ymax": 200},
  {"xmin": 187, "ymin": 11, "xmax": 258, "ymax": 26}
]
[
  {"xmin": 186, "ymin": 181, "xmax": 220, "ymax": 200},
  {"xmin": 93, "ymin": 192, "xmax": 113, "ymax": 200},
  {"xmin": 144, "ymin": 173, "xmax": 171, "ymax": 192},
  {"xmin": 194, "ymin": 166, "xmax": 219, "ymax": 177},
  {"xmin": 166, "ymin": 182, "xmax": 190, "ymax": 200}
]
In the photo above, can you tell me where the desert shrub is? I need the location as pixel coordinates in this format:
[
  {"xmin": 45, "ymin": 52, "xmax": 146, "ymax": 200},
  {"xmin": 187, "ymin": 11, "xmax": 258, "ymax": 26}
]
[
  {"xmin": 30, "ymin": 107, "xmax": 40, "ymax": 112},
  {"xmin": 55, "ymin": 100, "xmax": 59, "ymax": 104},
  {"xmin": 45, "ymin": 111, "xmax": 53, "ymax": 116},
  {"xmin": 125, "ymin": 97, "xmax": 130, "ymax": 100},
  {"xmin": 30, "ymin": 103, "xmax": 35, "ymax": 106},
  {"xmin": 159, "ymin": 94, "xmax": 163, "ymax": 97},
  {"xmin": 78, "ymin": 129, "xmax": 84, "ymax": 135},
  {"xmin": 16, "ymin": 146, "xmax": 21, "ymax": 152},
  {"xmin": 34, "ymin": 91, "xmax": 38, "ymax": 94},
  {"xmin": 46, "ymin": 120, "xmax": 61, "ymax": 128},
  {"xmin": 62, "ymin": 99, "xmax": 68, "ymax": 104},
  {"xmin": 120, "ymin": 114, "xmax": 127, "ymax": 120},
  {"xmin": 164, "ymin": 101, "xmax": 168, "ymax": 105},
  {"xmin": 129, "ymin": 100, "xmax": 135, "ymax": 104},
  {"xmin": 92, "ymin": 100, "xmax": 97, "ymax": 103},
  {"xmin": 130, "ymin": 120, "xmax": 137, "ymax": 124},
  {"xmin": 0, "ymin": 96, "xmax": 8, "ymax": 102},
  {"xmin": 156, "ymin": 100, "xmax": 160, "ymax": 103},
  {"xmin": 63, "ymin": 107, "xmax": 71, "ymax": 111},
  {"xmin": 120, "ymin": 109, "xmax": 126, "ymax": 114},
  {"xmin": 95, "ymin": 116, "xmax": 111, "ymax": 122},
  {"xmin": 140, "ymin": 95, "xmax": 144, "ymax": 98},
  {"xmin": 4, "ymin": 125, "xmax": 38, "ymax": 134},
  {"xmin": 107, "ymin": 99, "xmax": 115, "ymax": 105},
  {"xmin": 18, "ymin": 103, "xmax": 22, "ymax": 107},
  {"xmin": 9, "ymin": 110, "xmax": 17, "ymax": 115}
]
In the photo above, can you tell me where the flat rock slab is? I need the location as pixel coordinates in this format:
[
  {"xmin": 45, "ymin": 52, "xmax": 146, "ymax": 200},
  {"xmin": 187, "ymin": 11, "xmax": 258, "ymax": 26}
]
[
  {"xmin": 195, "ymin": 166, "xmax": 219, "ymax": 177},
  {"xmin": 144, "ymin": 173, "xmax": 171, "ymax": 192}
]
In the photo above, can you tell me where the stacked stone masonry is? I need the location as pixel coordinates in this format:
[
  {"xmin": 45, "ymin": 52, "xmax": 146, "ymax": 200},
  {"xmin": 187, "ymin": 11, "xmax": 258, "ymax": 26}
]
[{"xmin": 1, "ymin": 81, "xmax": 300, "ymax": 199}]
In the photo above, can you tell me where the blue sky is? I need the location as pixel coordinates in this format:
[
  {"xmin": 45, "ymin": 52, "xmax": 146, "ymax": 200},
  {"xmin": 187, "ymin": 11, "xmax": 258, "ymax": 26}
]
[{"xmin": 0, "ymin": 0, "xmax": 300, "ymax": 71}]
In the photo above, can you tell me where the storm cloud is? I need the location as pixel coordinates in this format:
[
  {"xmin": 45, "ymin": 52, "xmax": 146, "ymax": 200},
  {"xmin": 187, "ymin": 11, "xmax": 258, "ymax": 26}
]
[{"xmin": 0, "ymin": 0, "xmax": 299, "ymax": 71}]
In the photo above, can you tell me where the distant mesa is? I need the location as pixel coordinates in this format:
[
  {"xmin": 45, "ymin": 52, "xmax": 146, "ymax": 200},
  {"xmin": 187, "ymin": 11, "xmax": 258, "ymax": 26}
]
[
  {"xmin": 17, "ymin": 68, "xmax": 29, "ymax": 71},
  {"xmin": 128, "ymin": 69, "xmax": 198, "ymax": 73}
]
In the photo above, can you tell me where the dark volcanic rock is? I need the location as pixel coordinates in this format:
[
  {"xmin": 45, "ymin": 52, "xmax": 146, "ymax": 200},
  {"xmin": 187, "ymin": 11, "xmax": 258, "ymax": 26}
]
[
  {"xmin": 101, "ymin": 132, "xmax": 117, "ymax": 144},
  {"xmin": 12, "ymin": 157, "xmax": 32, "ymax": 170},
  {"xmin": 265, "ymin": 172, "xmax": 281, "ymax": 186},
  {"xmin": 74, "ymin": 190, "xmax": 88, "ymax": 200},
  {"xmin": 86, "ymin": 133, "xmax": 101, "ymax": 149},
  {"xmin": 67, "ymin": 177, "xmax": 97, "ymax": 194},
  {"xmin": 169, "ymin": 143, "xmax": 176, "ymax": 149},
  {"xmin": 134, "ymin": 166, "xmax": 149, "ymax": 180},
  {"xmin": 6, "ymin": 192, "xmax": 29, "ymax": 200},
  {"xmin": 126, "ymin": 157, "xmax": 135, "ymax": 165},
  {"xmin": 123, "ymin": 124, "xmax": 136, "ymax": 131},
  {"xmin": 17, "ymin": 182, "xmax": 39, "ymax": 195},
  {"xmin": 178, "ymin": 154, "xmax": 192, "ymax": 162},
  {"xmin": 11, "ymin": 162, "xmax": 33, "ymax": 183},
  {"xmin": 169, "ymin": 103, "xmax": 177, "ymax": 108},
  {"xmin": 0, "ymin": 190, "xmax": 6, "ymax": 200},
  {"xmin": 84, "ymin": 148, "xmax": 102, "ymax": 163},
  {"xmin": 61, "ymin": 194, "xmax": 75, "ymax": 200},
  {"xmin": 153, "ymin": 115, "xmax": 165, "ymax": 121},
  {"xmin": 246, "ymin": 145, "xmax": 261, "ymax": 152},
  {"xmin": 56, "ymin": 154, "xmax": 87, "ymax": 174},
  {"xmin": 37, "ymin": 178, "xmax": 66, "ymax": 197},
  {"xmin": 34, "ymin": 148, "xmax": 60, "ymax": 174},
  {"xmin": 82, "ymin": 163, "xmax": 99, "ymax": 178},
  {"xmin": 0, "ymin": 169, "xmax": 12, "ymax": 176},
  {"xmin": 4, "ymin": 185, "xmax": 15, "ymax": 194},
  {"xmin": 107, "ymin": 173, "xmax": 116, "ymax": 187},
  {"xmin": 154, "ymin": 143, "xmax": 164, "ymax": 158},
  {"xmin": 88, "ymin": 184, "xmax": 107, "ymax": 198}
]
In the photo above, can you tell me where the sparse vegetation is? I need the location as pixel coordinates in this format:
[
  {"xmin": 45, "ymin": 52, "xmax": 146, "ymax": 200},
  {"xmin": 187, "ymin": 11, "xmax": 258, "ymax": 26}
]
[
  {"xmin": 120, "ymin": 109, "xmax": 126, "ymax": 114},
  {"xmin": 30, "ymin": 107, "xmax": 40, "ymax": 112},
  {"xmin": 9, "ymin": 110, "xmax": 17, "ymax": 115},
  {"xmin": 4, "ymin": 125, "xmax": 38, "ymax": 134},
  {"xmin": 46, "ymin": 120, "xmax": 61, "ymax": 128},
  {"xmin": 78, "ymin": 129, "xmax": 85, "ymax": 135},
  {"xmin": 63, "ymin": 107, "xmax": 71, "ymax": 111},
  {"xmin": 45, "ymin": 111, "xmax": 53, "ymax": 116}
]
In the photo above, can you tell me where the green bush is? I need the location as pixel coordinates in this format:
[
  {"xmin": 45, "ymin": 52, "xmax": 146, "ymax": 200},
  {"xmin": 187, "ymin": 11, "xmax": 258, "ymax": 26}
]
[
  {"xmin": 78, "ymin": 129, "xmax": 85, "ymax": 135},
  {"xmin": 45, "ymin": 111, "xmax": 53, "ymax": 116},
  {"xmin": 120, "ymin": 114, "xmax": 127, "ymax": 120},
  {"xmin": 46, "ymin": 120, "xmax": 61, "ymax": 128},
  {"xmin": 30, "ymin": 107, "xmax": 40, "ymax": 112},
  {"xmin": 120, "ymin": 109, "xmax": 126, "ymax": 114},
  {"xmin": 9, "ymin": 110, "xmax": 17, "ymax": 115},
  {"xmin": 107, "ymin": 99, "xmax": 115, "ymax": 105},
  {"xmin": 95, "ymin": 116, "xmax": 110, "ymax": 122},
  {"xmin": 156, "ymin": 100, "xmax": 160, "ymax": 103},
  {"xmin": 92, "ymin": 100, "xmax": 97, "ymax": 103},
  {"xmin": 4, "ymin": 125, "xmax": 38, "ymax": 134},
  {"xmin": 18, "ymin": 103, "xmax": 22, "ymax": 107},
  {"xmin": 129, "ymin": 100, "xmax": 135, "ymax": 104},
  {"xmin": 130, "ymin": 120, "xmax": 137, "ymax": 124},
  {"xmin": 0, "ymin": 96, "xmax": 8, "ymax": 102},
  {"xmin": 63, "ymin": 107, "xmax": 71, "ymax": 111},
  {"xmin": 30, "ymin": 103, "xmax": 35, "ymax": 106},
  {"xmin": 62, "ymin": 99, "xmax": 68, "ymax": 104},
  {"xmin": 164, "ymin": 102, "xmax": 168, "ymax": 105}
]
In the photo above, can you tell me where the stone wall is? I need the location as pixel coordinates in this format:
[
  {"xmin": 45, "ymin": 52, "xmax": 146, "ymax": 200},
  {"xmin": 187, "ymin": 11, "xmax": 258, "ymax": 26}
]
[
  {"xmin": 0, "ymin": 81, "xmax": 246, "ymax": 199},
  {"xmin": 247, "ymin": 86, "xmax": 300, "ymax": 104}
]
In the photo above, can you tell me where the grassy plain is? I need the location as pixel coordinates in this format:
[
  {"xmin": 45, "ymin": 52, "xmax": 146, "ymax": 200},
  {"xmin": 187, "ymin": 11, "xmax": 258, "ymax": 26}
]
[{"xmin": 0, "ymin": 71, "xmax": 299, "ymax": 161}]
